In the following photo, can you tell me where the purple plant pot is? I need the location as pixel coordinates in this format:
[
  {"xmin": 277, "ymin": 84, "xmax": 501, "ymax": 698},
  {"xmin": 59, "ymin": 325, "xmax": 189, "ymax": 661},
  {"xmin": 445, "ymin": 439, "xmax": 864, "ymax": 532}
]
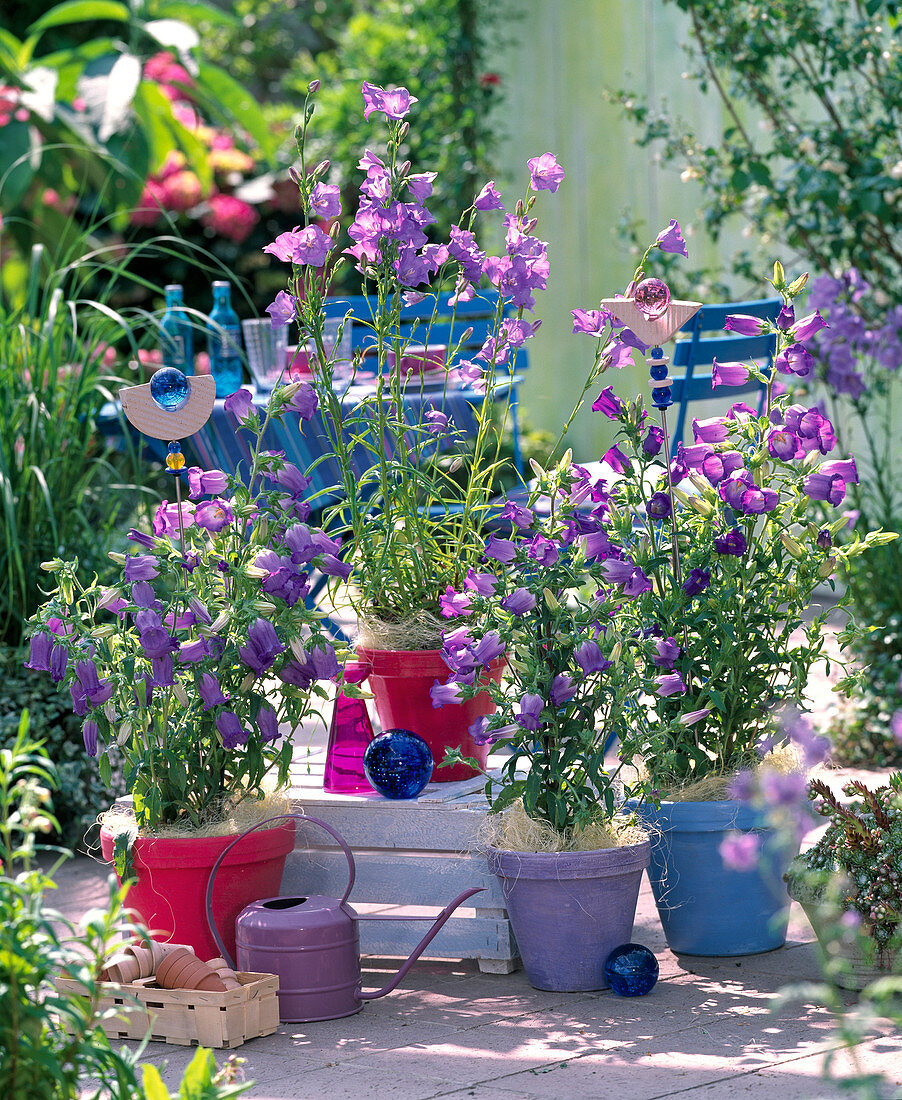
[{"xmin": 487, "ymin": 839, "xmax": 651, "ymax": 991}]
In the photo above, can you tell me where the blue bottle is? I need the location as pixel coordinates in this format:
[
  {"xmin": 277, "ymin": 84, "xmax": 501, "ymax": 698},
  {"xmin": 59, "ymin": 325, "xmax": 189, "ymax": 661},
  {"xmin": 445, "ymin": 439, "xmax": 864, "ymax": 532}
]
[
  {"xmin": 207, "ymin": 280, "xmax": 243, "ymax": 397},
  {"xmin": 160, "ymin": 284, "xmax": 194, "ymax": 376}
]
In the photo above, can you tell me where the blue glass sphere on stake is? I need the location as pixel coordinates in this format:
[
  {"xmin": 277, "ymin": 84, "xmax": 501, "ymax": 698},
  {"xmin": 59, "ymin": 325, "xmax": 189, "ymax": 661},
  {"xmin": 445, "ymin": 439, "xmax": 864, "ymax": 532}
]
[
  {"xmin": 362, "ymin": 729, "xmax": 433, "ymax": 800},
  {"xmin": 603, "ymin": 943, "xmax": 659, "ymax": 997},
  {"xmin": 150, "ymin": 367, "xmax": 190, "ymax": 411}
]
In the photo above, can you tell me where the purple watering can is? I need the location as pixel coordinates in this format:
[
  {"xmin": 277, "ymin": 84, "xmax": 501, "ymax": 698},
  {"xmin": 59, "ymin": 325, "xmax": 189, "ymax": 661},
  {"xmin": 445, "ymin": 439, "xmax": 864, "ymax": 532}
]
[{"xmin": 205, "ymin": 813, "xmax": 483, "ymax": 1022}]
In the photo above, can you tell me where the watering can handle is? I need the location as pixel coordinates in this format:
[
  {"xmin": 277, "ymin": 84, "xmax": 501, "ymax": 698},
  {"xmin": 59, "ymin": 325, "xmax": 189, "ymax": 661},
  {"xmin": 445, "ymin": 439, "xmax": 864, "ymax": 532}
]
[{"xmin": 204, "ymin": 812, "xmax": 357, "ymax": 970}]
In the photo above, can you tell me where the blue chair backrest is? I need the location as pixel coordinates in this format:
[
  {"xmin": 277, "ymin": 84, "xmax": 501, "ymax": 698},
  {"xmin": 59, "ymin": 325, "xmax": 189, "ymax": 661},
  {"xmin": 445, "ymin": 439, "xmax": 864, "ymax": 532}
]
[
  {"xmin": 323, "ymin": 289, "xmax": 528, "ymax": 377},
  {"xmin": 668, "ymin": 297, "xmax": 781, "ymax": 455}
]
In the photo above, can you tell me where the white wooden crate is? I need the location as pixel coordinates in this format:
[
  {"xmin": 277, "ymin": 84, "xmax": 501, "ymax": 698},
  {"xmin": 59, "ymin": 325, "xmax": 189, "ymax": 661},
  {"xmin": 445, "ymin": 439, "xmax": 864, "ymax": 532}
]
[{"xmin": 283, "ymin": 751, "xmax": 519, "ymax": 974}]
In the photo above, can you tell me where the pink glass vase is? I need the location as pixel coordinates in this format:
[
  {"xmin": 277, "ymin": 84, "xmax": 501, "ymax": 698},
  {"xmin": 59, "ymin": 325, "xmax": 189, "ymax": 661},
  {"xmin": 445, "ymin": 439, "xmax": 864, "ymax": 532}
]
[{"xmin": 323, "ymin": 661, "xmax": 376, "ymax": 794}]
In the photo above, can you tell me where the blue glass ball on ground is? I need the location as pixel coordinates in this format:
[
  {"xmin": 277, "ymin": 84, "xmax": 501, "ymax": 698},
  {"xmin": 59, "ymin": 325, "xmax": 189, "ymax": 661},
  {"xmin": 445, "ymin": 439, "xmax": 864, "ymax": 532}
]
[
  {"xmin": 603, "ymin": 943, "xmax": 659, "ymax": 997},
  {"xmin": 362, "ymin": 729, "xmax": 433, "ymax": 800},
  {"xmin": 150, "ymin": 367, "xmax": 190, "ymax": 411}
]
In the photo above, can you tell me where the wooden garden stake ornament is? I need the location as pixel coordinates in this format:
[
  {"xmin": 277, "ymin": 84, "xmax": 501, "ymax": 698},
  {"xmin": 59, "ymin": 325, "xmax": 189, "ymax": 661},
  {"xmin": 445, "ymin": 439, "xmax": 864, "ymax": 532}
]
[{"xmin": 120, "ymin": 368, "xmax": 217, "ymax": 587}]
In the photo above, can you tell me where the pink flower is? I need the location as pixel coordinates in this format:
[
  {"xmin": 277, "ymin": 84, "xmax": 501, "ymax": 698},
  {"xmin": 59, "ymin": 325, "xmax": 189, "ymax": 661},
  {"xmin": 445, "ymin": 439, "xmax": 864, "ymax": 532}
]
[
  {"xmin": 202, "ymin": 194, "xmax": 259, "ymax": 243},
  {"xmin": 527, "ymin": 152, "xmax": 565, "ymax": 193},
  {"xmin": 719, "ymin": 832, "xmax": 760, "ymax": 871},
  {"xmin": 130, "ymin": 179, "xmax": 166, "ymax": 226},
  {"xmin": 159, "ymin": 170, "xmax": 203, "ymax": 213}
]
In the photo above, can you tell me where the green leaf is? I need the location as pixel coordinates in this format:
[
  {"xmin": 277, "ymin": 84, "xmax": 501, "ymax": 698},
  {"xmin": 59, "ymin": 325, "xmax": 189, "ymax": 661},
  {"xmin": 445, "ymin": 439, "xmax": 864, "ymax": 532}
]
[
  {"xmin": 152, "ymin": 0, "xmax": 241, "ymax": 29},
  {"xmin": 141, "ymin": 1063, "xmax": 171, "ymax": 1100},
  {"xmin": 28, "ymin": 1, "xmax": 129, "ymax": 36},
  {"xmin": 112, "ymin": 831, "xmax": 135, "ymax": 881},
  {"xmin": 195, "ymin": 60, "xmax": 280, "ymax": 160},
  {"xmin": 0, "ymin": 120, "xmax": 35, "ymax": 207}
]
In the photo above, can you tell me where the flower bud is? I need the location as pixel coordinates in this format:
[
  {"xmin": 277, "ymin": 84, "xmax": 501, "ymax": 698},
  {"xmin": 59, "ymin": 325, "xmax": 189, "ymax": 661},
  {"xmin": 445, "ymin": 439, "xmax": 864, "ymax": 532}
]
[
  {"xmin": 308, "ymin": 79, "xmax": 320, "ymax": 94},
  {"xmin": 117, "ymin": 723, "xmax": 132, "ymax": 746},
  {"xmin": 515, "ymin": 199, "xmax": 525, "ymax": 217},
  {"xmin": 398, "ymin": 122, "xmax": 409, "ymax": 141},
  {"xmin": 108, "ymin": 552, "xmax": 127, "ymax": 565},
  {"xmin": 816, "ymin": 528, "xmax": 833, "ymax": 551},
  {"xmin": 173, "ymin": 682, "xmax": 190, "ymax": 707},
  {"xmin": 210, "ymin": 611, "xmax": 230, "ymax": 633},
  {"xmin": 288, "ymin": 166, "xmax": 302, "ymax": 186},
  {"xmin": 41, "ymin": 559, "xmax": 63, "ymax": 572},
  {"xmin": 524, "ymin": 218, "xmax": 538, "ymax": 233},
  {"xmin": 399, "ymin": 159, "xmax": 411, "ymax": 177},
  {"xmin": 104, "ymin": 701, "xmax": 117, "ymax": 723},
  {"xmin": 779, "ymin": 531, "xmax": 806, "ymax": 560},
  {"xmin": 818, "ymin": 557, "xmax": 837, "ymax": 579},
  {"xmin": 254, "ymin": 600, "xmax": 278, "ymax": 615},
  {"xmin": 315, "ymin": 158, "xmax": 330, "ymax": 177},
  {"xmin": 543, "ymin": 588, "xmax": 560, "ymax": 610},
  {"xmin": 241, "ymin": 672, "xmax": 256, "ymax": 692}
]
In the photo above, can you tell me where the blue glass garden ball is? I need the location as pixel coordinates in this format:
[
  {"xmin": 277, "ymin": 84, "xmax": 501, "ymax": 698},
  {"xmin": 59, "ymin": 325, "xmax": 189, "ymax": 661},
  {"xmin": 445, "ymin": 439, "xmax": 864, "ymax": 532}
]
[
  {"xmin": 150, "ymin": 367, "xmax": 191, "ymax": 411},
  {"xmin": 603, "ymin": 943, "xmax": 659, "ymax": 997},
  {"xmin": 362, "ymin": 729, "xmax": 433, "ymax": 800}
]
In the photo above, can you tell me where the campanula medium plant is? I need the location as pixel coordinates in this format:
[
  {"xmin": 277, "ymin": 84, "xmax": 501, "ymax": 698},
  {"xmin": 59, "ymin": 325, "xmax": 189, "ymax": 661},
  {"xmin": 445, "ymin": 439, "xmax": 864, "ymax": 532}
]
[
  {"xmin": 427, "ymin": 227, "xmax": 694, "ymax": 840},
  {"xmin": 262, "ymin": 80, "xmax": 563, "ymax": 650},
  {"xmin": 594, "ymin": 265, "xmax": 895, "ymax": 793},
  {"xmin": 24, "ymin": 384, "xmax": 346, "ymax": 833}
]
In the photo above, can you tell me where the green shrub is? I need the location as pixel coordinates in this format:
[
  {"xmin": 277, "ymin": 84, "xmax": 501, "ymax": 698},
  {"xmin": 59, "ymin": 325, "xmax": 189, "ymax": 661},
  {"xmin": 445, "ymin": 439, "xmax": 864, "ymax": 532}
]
[{"xmin": 0, "ymin": 647, "xmax": 121, "ymax": 849}]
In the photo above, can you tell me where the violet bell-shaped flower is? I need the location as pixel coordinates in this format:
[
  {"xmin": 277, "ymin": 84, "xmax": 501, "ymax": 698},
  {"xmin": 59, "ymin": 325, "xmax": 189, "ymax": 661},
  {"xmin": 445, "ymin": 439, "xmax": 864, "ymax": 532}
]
[
  {"xmin": 238, "ymin": 618, "xmax": 285, "ymax": 676},
  {"xmin": 683, "ymin": 568, "xmax": 711, "ymax": 597},
  {"xmin": 516, "ymin": 693, "xmax": 545, "ymax": 731},
  {"xmin": 723, "ymin": 314, "xmax": 766, "ymax": 336},
  {"xmin": 550, "ymin": 673, "xmax": 577, "ymax": 707},
  {"xmin": 186, "ymin": 467, "xmax": 228, "ymax": 498},
  {"xmin": 439, "ymin": 586, "xmax": 473, "ymax": 618},
  {"xmin": 655, "ymin": 671, "xmax": 687, "ymax": 697},
  {"xmin": 430, "ymin": 678, "xmax": 467, "ymax": 708},
  {"xmin": 483, "ymin": 535, "xmax": 517, "ymax": 563},
  {"xmin": 82, "ymin": 719, "xmax": 99, "ymax": 757},
  {"xmin": 692, "ymin": 416, "xmax": 729, "ymax": 444},
  {"xmin": 501, "ymin": 587, "xmax": 536, "ymax": 615},
  {"xmin": 713, "ymin": 528, "xmax": 747, "ymax": 556},
  {"xmin": 803, "ymin": 472, "xmax": 846, "ymax": 506},
  {"xmin": 774, "ymin": 343, "xmax": 814, "ymax": 378},
  {"xmin": 199, "ymin": 672, "xmax": 229, "ymax": 710},
  {"xmin": 216, "ymin": 710, "xmax": 249, "ymax": 750},
  {"xmin": 601, "ymin": 557, "xmax": 653, "ymax": 596},
  {"xmin": 574, "ymin": 639, "xmax": 612, "ymax": 675},
  {"xmin": 711, "ymin": 358, "xmax": 750, "ymax": 389},
  {"xmin": 652, "ymin": 636, "xmax": 680, "ymax": 668},
  {"xmin": 256, "ymin": 703, "xmax": 282, "ymax": 744},
  {"xmin": 25, "ymin": 633, "xmax": 53, "ymax": 672}
]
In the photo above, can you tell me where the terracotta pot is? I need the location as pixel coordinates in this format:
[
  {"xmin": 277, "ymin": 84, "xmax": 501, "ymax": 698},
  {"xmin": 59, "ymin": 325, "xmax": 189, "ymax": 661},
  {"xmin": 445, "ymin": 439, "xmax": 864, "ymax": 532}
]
[
  {"xmin": 125, "ymin": 945, "xmax": 155, "ymax": 978},
  {"xmin": 194, "ymin": 972, "xmax": 228, "ymax": 992},
  {"xmin": 100, "ymin": 818, "xmax": 296, "ymax": 960},
  {"xmin": 149, "ymin": 940, "xmax": 192, "ymax": 969},
  {"xmin": 102, "ymin": 953, "xmax": 140, "ymax": 984},
  {"xmin": 358, "ymin": 647, "xmax": 504, "ymax": 782},
  {"xmin": 156, "ymin": 947, "xmax": 198, "ymax": 988}
]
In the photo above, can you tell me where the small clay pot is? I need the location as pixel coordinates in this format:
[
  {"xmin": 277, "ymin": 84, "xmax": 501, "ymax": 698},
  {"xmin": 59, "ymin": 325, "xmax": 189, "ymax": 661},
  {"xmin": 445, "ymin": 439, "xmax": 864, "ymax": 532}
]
[
  {"xmin": 102, "ymin": 953, "xmax": 140, "ymax": 984},
  {"xmin": 155, "ymin": 948, "xmax": 197, "ymax": 988},
  {"xmin": 194, "ymin": 973, "xmax": 228, "ymax": 992},
  {"xmin": 125, "ymin": 945, "xmax": 155, "ymax": 978},
  {"xmin": 149, "ymin": 940, "xmax": 192, "ymax": 970}
]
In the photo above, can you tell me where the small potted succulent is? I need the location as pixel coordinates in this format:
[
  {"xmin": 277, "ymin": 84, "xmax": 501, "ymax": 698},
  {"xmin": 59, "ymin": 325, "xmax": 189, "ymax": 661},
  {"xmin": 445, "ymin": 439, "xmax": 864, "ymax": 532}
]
[
  {"xmin": 588, "ymin": 262, "xmax": 894, "ymax": 956},
  {"xmin": 25, "ymin": 381, "xmax": 346, "ymax": 958},
  {"xmin": 785, "ymin": 773, "xmax": 902, "ymax": 989}
]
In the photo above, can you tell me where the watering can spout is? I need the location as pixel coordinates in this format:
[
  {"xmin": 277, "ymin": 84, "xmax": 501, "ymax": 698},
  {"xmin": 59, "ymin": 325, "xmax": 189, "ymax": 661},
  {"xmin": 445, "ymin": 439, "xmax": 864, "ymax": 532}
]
[{"xmin": 358, "ymin": 886, "xmax": 484, "ymax": 1001}]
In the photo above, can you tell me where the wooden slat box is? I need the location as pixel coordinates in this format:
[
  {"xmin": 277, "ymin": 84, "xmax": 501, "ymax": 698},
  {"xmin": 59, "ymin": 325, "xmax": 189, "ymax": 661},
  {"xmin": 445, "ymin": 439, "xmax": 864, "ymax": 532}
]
[
  {"xmin": 54, "ymin": 972, "xmax": 279, "ymax": 1048},
  {"xmin": 285, "ymin": 751, "xmax": 519, "ymax": 973}
]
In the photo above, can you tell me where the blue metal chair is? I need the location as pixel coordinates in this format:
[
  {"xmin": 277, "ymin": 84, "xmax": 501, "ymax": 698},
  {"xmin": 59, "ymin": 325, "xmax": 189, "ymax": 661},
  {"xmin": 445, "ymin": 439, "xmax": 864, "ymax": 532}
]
[{"xmin": 668, "ymin": 297, "xmax": 781, "ymax": 456}]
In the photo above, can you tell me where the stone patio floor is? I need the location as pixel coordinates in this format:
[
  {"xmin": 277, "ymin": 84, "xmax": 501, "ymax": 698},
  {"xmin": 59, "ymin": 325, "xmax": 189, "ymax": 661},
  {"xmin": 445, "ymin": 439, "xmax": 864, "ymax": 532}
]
[{"xmin": 56, "ymin": 807, "xmax": 902, "ymax": 1100}]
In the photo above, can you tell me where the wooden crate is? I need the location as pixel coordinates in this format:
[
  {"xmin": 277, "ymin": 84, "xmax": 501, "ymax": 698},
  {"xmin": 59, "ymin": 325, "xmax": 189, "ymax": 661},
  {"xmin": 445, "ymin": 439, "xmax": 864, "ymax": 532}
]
[
  {"xmin": 54, "ymin": 972, "xmax": 279, "ymax": 1049},
  {"xmin": 285, "ymin": 751, "xmax": 519, "ymax": 974}
]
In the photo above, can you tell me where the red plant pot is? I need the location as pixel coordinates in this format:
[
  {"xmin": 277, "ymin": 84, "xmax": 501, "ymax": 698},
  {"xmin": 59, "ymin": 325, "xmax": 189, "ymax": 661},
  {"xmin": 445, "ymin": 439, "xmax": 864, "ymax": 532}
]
[
  {"xmin": 358, "ymin": 647, "xmax": 504, "ymax": 782},
  {"xmin": 100, "ymin": 818, "xmax": 295, "ymax": 960}
]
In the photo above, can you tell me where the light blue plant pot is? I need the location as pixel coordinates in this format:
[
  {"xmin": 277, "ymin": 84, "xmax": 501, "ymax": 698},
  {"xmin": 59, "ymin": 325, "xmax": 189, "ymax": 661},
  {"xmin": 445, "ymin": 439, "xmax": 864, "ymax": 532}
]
[{"xmin": 626, "ymin": 799, "xmax": 798, "ymax": 956}]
